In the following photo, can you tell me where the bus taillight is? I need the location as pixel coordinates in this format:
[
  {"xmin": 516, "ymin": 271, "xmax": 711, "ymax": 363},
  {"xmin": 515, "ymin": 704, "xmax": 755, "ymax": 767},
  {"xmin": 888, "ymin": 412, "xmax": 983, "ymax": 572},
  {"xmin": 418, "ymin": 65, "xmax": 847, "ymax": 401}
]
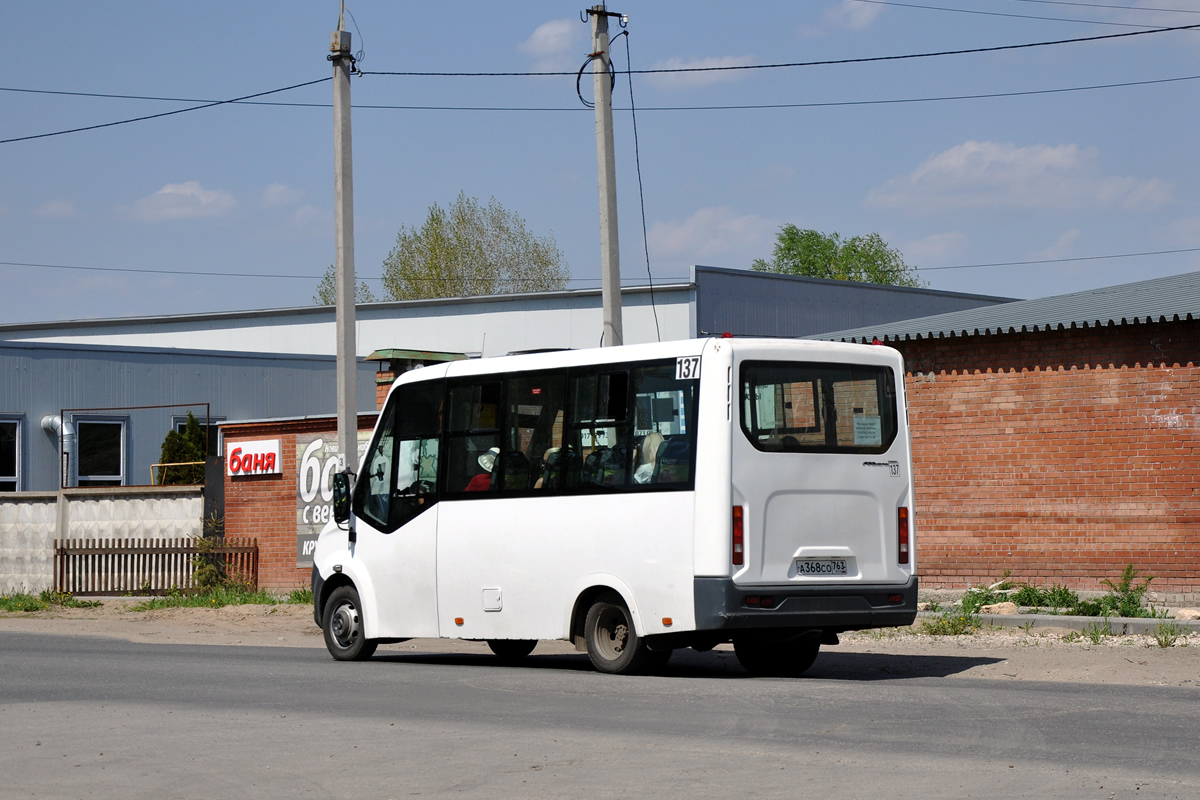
[
  {"xmin": 732, "ymin": 505, "xmax": 744, "ymax": 566},
  {"xmin": 898, "ymin": 507, "xmax": 910, "ymax": 565}
]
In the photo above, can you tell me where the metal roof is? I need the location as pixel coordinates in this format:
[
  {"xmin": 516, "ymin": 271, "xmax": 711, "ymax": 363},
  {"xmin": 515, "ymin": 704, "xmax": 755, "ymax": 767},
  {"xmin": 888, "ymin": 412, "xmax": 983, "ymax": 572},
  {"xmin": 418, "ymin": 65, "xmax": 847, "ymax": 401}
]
[{"xmin": 809, "ymin": 270, "xmax": 1200, "ymax": 344}]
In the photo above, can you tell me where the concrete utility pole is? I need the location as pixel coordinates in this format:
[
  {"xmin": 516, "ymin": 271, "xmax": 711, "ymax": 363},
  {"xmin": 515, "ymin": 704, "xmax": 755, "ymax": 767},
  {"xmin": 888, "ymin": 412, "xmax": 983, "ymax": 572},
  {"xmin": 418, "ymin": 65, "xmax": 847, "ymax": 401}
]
[
  {"xmin": 589, "ymin": 5, "xmax": 623, "ymax": 347},
  {"xmin": 330, "ymin": 12, "xmax": 358, "ymax": 470}
]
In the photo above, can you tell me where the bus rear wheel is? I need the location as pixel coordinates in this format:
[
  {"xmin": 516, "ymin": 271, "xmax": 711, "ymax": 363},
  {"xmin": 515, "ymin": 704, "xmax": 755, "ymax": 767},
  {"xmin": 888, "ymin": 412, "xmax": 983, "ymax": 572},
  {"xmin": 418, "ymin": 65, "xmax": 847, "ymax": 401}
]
[
  {"xmin": 322, "ymin": 585, "xmax": 378, "ymax": 661},
  {"xmin": 584, "ymin": 592, "xmax": 662, "ymax": 675},
  {"xmin": 487, "ymin": 639, "xmax": 537, "ymax": 662},
  {"xmin": 734, "ymin": 638, "xmax": 820, "ymax": 677}
]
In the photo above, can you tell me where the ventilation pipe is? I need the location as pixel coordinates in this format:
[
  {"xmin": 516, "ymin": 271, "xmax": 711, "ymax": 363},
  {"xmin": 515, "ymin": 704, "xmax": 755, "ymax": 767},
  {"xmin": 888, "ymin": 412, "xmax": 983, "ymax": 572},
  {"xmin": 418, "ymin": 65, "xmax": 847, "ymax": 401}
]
[{"xmin": 41, "ymin": 415, "xmax": 78, "ymax": 488}]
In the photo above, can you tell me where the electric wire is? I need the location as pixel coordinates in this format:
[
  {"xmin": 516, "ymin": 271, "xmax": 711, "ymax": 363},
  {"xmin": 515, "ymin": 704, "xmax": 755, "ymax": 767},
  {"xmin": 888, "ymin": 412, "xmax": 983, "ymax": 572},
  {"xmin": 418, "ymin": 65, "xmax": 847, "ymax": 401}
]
[
  {"xmin": 1012, "ymin": 0, "xmax": 1200, "ymax": 14},
  {"xmin": 851, "ymin": 0, "xmax": 1172, "ymax": 27},
  {"xmin": 916, "ymin": 247, "xmax": 1200, "ymax": 271},
  {"xmin": 0, "ymin": 78, "xmax": 332, "ymax": 145},
  {"xmin": 8, "ymin": 71, "xmax": 1199, "ymax": 114},
  {"xmin": 619, "ymin": 30, "xmax": 661, "ymax": 342},
  {"xmin": 0, "ymin": 260, "xmax": 685, "ymax": 285},
  {"xmin": 361, "ymin": 22, "xmax": 1200, "ymax": 78}
]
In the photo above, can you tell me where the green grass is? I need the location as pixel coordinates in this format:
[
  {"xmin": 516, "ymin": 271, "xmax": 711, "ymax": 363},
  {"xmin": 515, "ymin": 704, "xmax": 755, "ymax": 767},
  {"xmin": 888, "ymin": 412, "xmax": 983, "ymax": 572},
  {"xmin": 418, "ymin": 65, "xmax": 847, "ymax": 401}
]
[
  {"xmin": 922, "ymin": 612, "xmax": 981, "ymax": 636},
  {"xmin": 129, "ymin": 585, "xmax": 314, "ymax": 611},
  {"xmin": 287, "ymin": 587, "xmax": 313, "ymax": 605},
  {"xmin": 130, "ymin": 586, "xmax": 281, "ymax": 611},
  {"xmin": 1153, "ymin": 621, "xmax": 1185, "ymax": 649},
  {"xmin": 0, "ymin": 590, "xmax": 103, "ymax": 612}
]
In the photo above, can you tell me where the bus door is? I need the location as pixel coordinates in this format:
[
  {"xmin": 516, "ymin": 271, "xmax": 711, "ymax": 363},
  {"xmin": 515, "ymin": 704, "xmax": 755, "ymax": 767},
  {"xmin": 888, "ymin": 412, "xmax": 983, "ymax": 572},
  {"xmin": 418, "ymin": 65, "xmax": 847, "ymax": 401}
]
[
  {"xmin": 732, "ymin": 357, "xmax": 911, "ymax": 586},
  {"xmin": 352, "ymin": 379, "xmax": 443, "ymax": 639}
]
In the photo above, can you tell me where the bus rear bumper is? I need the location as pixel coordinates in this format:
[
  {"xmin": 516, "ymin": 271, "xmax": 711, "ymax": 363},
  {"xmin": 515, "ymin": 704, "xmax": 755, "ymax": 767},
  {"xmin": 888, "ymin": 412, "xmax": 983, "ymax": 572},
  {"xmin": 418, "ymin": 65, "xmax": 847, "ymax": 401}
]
[{"xmin": 693, "ymin": 575, "xmax": 918, "ymax": 632}]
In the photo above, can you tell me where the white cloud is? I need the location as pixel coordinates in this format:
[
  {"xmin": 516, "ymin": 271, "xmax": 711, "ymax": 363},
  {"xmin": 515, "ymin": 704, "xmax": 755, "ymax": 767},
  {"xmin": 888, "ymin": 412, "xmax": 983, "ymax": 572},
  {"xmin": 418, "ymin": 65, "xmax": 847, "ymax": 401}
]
[
  {"xmin": 291, "ymin": 204, "xmax": 331, "ymax": 228},
  {"xmin": 825, "ymin": 0, "xmax": 884, "ymax": 30},
  {"xmin": 128, "ymin": 181, "xmax": 235, "ymax": 221},
  {"xmin": 261, "ymin": 183, "xmax": 304, "ymax": 208},
  {"xmin": 904, "ymin": 232, "xmax": 969, "ymax": 264},
  {"xmin": 519, "ymin": 19, "xmax": 582, "ymax": 71},
  {"xmin": 865, "ymin": 141, "xmax": 1173, "ymax": 214},
  {"xmin": 34, "ymin": 200, "xmax": 76, "ymax": 218},
  {"xmin": 1165, "ymin": 215, "xmax": 1200, "ymax": 246},
  {"xmin": 645, "ymin": 55, "xmax": 756, "ymax": 89},
  {"xmin": 648, "ymin": 207, "xmax": 776, "ymax": 263},
  {"xmin": 1032, "ymin": 229, "xmax": 1082, "ymax": 261}
]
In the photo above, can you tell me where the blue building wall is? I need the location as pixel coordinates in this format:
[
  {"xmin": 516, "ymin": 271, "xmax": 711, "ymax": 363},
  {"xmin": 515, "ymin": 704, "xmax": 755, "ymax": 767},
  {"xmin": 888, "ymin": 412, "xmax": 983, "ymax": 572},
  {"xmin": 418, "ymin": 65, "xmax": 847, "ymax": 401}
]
[{"xmin": 1, "ymin": 341, "xmax": 377, "ymax": 492}]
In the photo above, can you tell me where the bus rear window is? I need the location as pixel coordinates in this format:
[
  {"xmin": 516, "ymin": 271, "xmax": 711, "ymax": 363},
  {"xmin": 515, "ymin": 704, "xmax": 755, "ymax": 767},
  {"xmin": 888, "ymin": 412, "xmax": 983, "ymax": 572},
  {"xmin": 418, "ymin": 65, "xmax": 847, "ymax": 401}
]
[{"xmin": 740, "ymin": 361, "xmax": 898, "ymax": 454}]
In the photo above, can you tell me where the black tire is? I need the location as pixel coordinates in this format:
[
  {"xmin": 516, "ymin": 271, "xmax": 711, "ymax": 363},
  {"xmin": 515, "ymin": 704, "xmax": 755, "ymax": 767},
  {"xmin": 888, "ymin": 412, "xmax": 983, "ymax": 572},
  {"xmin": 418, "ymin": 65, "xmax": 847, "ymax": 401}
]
[
  {"xmin": 322, "ymin": 585, "xmax": 378, "ymax": 661},
  {"xmin": 583, "ymin": 592, "xmax": 658, "ymax": 675},
  {"xmin": 734, "ymin": 638, "xmax": 820, "ymax": 677},
  {"xmin": 487, "ymin": 639, "xmax": 538, "ymax": 662}
]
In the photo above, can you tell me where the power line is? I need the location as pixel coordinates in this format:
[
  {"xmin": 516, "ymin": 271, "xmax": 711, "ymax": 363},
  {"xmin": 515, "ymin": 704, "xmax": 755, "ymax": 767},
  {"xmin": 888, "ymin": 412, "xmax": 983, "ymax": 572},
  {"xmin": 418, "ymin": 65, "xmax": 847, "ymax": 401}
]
[
  {"xmin": 0, "ymin": 260, "xmax": 684, "ymax": 285},
  {"xmin": 1012, "ymin": 0, "xmax": 1200, "ymax": 14},
  {"xmin": 362, "ymin": 22, "xmax": 1200, "ymax": 78},
  {"xmin": 918, "ymin": 247, "xmax": 1200, "ymax": 272},
  {"xmin": 8, "ymin": 71, "xmax": 1198, "ymax": 114},
  {"xmin": 0, "ymin": 78, "xmax": 331, "ymax": 145},
  {"xmin": 852, "ymin": 0, "xmax": 1168, "ymax": 27}
]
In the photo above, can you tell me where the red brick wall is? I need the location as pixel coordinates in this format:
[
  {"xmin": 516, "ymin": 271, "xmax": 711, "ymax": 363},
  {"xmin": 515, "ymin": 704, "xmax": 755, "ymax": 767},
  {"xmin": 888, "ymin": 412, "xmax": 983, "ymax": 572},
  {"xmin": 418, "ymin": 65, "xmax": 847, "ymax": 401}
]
[
  {"xmin": 896, "ymin": 319, "xmax": 1200, "ymax": 593},
  {"xmin": 224, "ymin": 416, "xmax": 376, "ymax": 591}
]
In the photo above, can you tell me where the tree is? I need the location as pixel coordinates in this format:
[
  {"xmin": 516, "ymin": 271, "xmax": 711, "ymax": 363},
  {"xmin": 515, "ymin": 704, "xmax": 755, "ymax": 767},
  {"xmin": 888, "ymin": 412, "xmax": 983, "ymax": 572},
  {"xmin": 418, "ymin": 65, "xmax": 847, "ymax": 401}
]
[
  {"xmin": 752, "ymin": 226, "xmax": 924, "ymax": 288},
  {"xmin": 313, "ymin": 265, "xmax": 377, "ymax": 306},
  {"xmin": 379, "ymin": 193, "xmax": 569, "ymax": 300},
  {"xmin": 157, "ymin": 411, "xmax": 207, "ymax": 485}
]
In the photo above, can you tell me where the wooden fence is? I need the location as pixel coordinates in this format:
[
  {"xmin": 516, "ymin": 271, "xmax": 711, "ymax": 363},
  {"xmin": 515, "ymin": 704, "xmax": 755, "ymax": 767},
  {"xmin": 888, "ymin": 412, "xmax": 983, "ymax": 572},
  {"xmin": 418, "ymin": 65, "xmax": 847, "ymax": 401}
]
[{"xmin": 54, "ymin": 537, "xmax": 259, "ymax": 596}]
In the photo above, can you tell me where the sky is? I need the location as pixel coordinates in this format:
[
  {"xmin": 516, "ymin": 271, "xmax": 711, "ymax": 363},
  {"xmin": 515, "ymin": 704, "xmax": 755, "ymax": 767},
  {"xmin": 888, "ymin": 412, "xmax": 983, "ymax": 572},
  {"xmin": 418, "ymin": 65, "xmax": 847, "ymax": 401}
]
[{"xmin": 4, "ymin": 0, "xmax": 1200, "ymax": 325}]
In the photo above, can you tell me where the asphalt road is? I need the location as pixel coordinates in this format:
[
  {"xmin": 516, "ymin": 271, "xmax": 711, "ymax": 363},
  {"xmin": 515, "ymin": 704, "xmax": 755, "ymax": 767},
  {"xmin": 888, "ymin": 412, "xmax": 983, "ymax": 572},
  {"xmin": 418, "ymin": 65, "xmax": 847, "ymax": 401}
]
[{"xmin": 1, "ymin": 632, "xmax": 1196, "ymax": 799}]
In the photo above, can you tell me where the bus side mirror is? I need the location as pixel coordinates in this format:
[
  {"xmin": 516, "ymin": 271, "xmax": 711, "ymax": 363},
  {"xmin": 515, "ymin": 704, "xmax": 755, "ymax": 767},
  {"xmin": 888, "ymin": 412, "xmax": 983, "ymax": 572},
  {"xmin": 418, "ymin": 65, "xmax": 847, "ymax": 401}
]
[{"xmin": 332, "ymin": 471, "xmax": 352, "ymax": 524}]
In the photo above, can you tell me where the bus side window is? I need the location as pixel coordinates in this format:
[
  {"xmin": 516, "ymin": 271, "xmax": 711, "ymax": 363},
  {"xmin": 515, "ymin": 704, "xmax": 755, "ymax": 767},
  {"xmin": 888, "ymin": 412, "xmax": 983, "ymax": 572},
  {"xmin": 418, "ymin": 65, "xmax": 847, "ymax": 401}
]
[
  {"xmin": 499, "ymin": 373, "xmax": 565, "ymax": 493},
  {"xmin": 445, "ymin": 381, "xmax": 502, "ymax": 494},
  {"xmin": 631, "ymin": 362, "xmax": 697, "ymax": 485},
  {"xmin": 565, "ymin": 370, "xmax": 630, "ymax": 488}
]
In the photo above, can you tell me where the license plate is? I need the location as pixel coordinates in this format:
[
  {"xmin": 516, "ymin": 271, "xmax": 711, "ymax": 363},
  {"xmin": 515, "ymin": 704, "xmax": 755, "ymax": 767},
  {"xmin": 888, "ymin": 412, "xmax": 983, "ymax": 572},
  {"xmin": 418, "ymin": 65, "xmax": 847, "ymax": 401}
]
[{"xmin": 796, "ymin": 558, "xmax": 848, "ymax": 576}]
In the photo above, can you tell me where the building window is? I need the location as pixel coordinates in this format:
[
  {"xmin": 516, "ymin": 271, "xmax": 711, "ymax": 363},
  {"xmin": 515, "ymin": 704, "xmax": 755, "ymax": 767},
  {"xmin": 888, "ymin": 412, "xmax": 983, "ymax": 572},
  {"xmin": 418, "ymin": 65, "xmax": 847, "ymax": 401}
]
[
  {"xmin": 76, "ymin": 419, "xmax": 126, "ymax": 487},
  {"xmin": 172, "ymin": 415, "xmax": 223, "ymax": 456},
  {"xmin": 0, "ymin": 418, "xmax": 19, "ymax": 492}
]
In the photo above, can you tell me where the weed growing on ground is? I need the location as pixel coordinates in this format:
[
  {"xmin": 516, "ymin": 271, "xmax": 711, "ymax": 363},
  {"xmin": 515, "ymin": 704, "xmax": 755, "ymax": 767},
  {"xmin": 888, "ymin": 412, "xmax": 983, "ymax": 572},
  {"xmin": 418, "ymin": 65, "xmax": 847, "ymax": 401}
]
[
  {"xmin": 0, "ymin": 593, "xmax": 46, "ymax": 612},
  {"xmin": 130, "ymin": 586, "xmax": 281, "ymax": 611},
  {"xmin": 1153, "ymin": 621, "xmax": 1185, "ymax": 649},
  {"xmin": 922, "ymin": 612, "xmax": 980, "ymax": 636},
  {"xmin": 287, "ymin": 587, "xmax": 313, "ymax": 605},
  {"xmin": 1083, "ymin": 619, "xmax": 1112, "ymax": 644},
  {"xmin": 0, "ymin": 590, "xmax": 101, "ymax": 612}
]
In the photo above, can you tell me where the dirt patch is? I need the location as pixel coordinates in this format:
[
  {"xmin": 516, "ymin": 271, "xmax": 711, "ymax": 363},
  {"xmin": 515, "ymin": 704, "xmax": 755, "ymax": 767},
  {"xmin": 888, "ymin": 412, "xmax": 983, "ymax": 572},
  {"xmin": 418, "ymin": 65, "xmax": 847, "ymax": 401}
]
[{"xmin": 2, "ymin": 600, "xmax": 1197, "ymax": 686}]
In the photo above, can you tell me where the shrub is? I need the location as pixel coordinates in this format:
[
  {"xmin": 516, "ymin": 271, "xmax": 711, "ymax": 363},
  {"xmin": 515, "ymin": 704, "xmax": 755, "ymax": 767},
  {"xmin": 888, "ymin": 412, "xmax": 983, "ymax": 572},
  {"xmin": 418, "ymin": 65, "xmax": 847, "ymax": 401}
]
[
  {"xmin": 1100, "ymin": 564, "xmax": 1154, "ymax": 619},
  {"xmin": 287, "ymin": 587, "xmax": 314, "ymax": 605}
]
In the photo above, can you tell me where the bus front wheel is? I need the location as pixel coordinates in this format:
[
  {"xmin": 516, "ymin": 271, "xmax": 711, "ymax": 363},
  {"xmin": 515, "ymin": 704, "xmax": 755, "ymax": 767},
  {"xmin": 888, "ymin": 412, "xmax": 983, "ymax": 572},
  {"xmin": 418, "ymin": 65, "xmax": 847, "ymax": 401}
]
[
  {"xmin": 322, "ymin": 585, "xmax": 378, "ymax": 661},
  {"xmin": 584, "ymin": 592, "xmax": 662, "ymax": 675}
]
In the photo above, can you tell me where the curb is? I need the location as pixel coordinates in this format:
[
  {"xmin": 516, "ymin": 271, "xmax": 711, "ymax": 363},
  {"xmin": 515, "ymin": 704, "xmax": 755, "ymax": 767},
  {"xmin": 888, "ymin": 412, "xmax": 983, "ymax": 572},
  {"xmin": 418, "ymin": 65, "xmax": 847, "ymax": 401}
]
[{"xmin": 915, "ymin": 611, "xmax": 1200, "ymax": 635}]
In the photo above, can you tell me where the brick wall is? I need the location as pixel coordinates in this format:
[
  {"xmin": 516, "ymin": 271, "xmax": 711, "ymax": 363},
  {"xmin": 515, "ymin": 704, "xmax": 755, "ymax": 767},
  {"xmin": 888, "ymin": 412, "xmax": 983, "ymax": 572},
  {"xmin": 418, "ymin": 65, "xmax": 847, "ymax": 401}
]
[
  {"xmin": 895, "ymin": 318, "xmax": 1200, "ymax": 593},
  {"xmin": 223, "ymin": 416, "xmax": 375, "ymax": 591}
]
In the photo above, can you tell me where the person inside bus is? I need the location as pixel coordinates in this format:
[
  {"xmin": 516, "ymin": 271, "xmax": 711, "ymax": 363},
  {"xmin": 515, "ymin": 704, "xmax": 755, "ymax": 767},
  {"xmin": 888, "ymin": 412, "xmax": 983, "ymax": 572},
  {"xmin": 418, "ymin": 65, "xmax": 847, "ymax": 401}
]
[
  {"xmin": 633, "ymin": 432, "xmax": 664, "ymax": 484},
  {"xmin": 464, "ymin": 446, "xmax": 498, "ymax": 492},
  {"xmin": 533, "ymin": 446, "xmax": 561, "ymax": 490}
]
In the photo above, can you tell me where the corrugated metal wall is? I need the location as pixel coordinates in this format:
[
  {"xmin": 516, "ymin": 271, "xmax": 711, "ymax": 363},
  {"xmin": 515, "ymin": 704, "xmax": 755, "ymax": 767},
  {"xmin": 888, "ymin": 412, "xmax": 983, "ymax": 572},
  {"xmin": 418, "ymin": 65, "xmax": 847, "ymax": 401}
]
[
  {"xmin": 693, "ymin": 266, "xmax": 1013, "ymax": 339},
  {"xmin": 1, "ymin": 342, "xmax": 377, "ymax": 492}
]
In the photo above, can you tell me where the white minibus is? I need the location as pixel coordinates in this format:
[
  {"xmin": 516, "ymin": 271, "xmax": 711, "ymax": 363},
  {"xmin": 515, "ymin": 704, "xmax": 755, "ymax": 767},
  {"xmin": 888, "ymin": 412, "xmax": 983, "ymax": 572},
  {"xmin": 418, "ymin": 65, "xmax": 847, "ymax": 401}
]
[{"xmin": 313, "ymin": 337, "xmax": 917, "ymax": 676}]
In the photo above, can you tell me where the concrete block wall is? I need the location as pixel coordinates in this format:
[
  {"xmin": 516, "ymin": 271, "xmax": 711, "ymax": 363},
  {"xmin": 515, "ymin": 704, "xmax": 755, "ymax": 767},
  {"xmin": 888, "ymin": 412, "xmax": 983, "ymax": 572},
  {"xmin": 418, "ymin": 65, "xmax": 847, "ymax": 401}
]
[
  {"xmin": 0, "ymin": 487, "xmax": 203, "ymax": 594},
  {"xmin": 897, "ymin": 319, "xmax": 1200, "ymax": 598}
]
